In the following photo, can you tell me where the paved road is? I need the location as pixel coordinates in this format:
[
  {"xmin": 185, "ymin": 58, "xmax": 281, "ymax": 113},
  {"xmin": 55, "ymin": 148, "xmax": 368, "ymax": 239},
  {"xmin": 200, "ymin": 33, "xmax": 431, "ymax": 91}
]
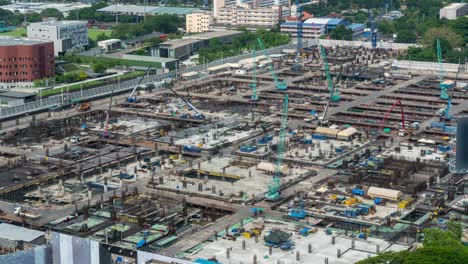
[{"xmin": 326, "ymin": 75, "xmax": 429, "ymax": 117}]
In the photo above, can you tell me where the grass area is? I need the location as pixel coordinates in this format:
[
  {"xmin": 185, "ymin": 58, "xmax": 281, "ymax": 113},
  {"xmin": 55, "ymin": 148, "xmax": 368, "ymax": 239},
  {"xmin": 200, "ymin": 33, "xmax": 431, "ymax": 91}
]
[
  {"xmin": 0, "ymin": 28, "xmax": 113, "ymax": 41},
  {"xmin": 88, "ymin": 29, "xmax": 113, "ymax": 41},
  {"xmin": 0, "ymin": 27, "xmax": 26, "ymax": 37},
  {"xmin": 77, "ymin": 56, "xmax": 162, "ymax": 68},
  {"xmin": 38, "ymin": 71, "xmax": 145, "ymax": 98}
]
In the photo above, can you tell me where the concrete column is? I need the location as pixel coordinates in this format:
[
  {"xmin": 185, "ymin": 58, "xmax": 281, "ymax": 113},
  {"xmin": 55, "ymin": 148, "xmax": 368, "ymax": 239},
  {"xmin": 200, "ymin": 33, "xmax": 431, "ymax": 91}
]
[
  {"xmin": 226, "ymin": 248, "xmax": 230, "ymax": 259},
  {"xmin": 212, "ymin": 185, "xmax": 216, "ymax": 194},
  {"xmin": 332, "ymin": 236, "xmax": 335, "ymax": 245},
  {"xmin": 308, "ymin": 243, "xmax": 312, "ymax": 253},
  {"xmin": 88, "ymin": 190, "xmax": 92, "ymax": 200},
  {"xmin": 376, "ymin": 245, "xmax": 380, "ymax": 254},
  {"xmin": 296, "ymin": 251, "xmax": 300, "ymax": 261},
  {"xmin": 352, "ymin": 239, "xmax": 355, "ymax": 249},
  {"xmin": 253, "ymin": 254, "xmax": 257, "ymax": 264},
  {"xmin": 269, "ymin": 246, "xmax": 272, "ymax": 255},
  {"xmin": 15, "ymin": 118, "xmax": 19, "ymax": 126},
  {"xmin": 198, "ymin": 183, "xmax": 203, "ymax": 191},
  {"xmin": 242, "ymin": 240, "xmax": 246, "ymax": 250},
  {"xmin": 337, "ymin": 249, "xmax": 341, "ymax": 258}
]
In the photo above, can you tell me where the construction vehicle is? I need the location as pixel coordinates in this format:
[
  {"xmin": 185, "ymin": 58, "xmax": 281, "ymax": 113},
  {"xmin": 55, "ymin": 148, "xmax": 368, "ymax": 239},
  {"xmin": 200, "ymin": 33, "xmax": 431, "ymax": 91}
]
[
  {"xmin": 437, "ymin": 39, "xmax": 451, "ymax": 100},
  {"xmin": 378, "ymin": 100, "xmax": 405, "ymax": 133},
  {"xmin": 14, "ymin": 206, "xmax": 41, "ymax": 220},
  {"xmin": 165, "ymin": 86, "xmax": 205, "ymax": 119},
  {"xmin": 266, "ymin": 94, "xmax": 289, "ymax": 201},
  {"xmin": 439, "ymin": 61, "xmax": 463, "ymax": 121},
  {"xmin": 320, "ymin": 45, "xmax": 340, "ymax": 102},
  {"xmin": 250, "ymin": 47, "xmax": 259, "ymax": 101},
  {"xmin": 76, "ymin": 102, "xmax": 91, "ymax": 112},
  {"xmin": 257, "ymin": 38, "xmax": 287, "ymax": 90},
  {"xmin": 126, "ymin": 66, "xmax": 152, "ymax": 103},
  {"xmin": 288, "ymin": 195, "xmax": 306, "ymax": 219},
  {"xmin": 101, "ymin": 85, "xmax": 116, "ymax": 138}
]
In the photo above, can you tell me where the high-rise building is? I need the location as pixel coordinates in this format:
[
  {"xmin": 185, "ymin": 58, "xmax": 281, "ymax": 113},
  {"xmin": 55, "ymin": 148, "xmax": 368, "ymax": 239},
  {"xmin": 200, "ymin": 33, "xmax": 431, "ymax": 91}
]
[
  {"xmin": 0, "ymin": 37, "xmax": 55, "ymax": 89},
  {"xmin": 27, "ymin": 19, "xmax": 88, "ymax": 56},
  {"xmin": 186, "ymin": 11, "xmax": 213, "ymax": 33},
  {"xmin": 439, "ymin": 3, "xmax": 468, "ymax": 20}
]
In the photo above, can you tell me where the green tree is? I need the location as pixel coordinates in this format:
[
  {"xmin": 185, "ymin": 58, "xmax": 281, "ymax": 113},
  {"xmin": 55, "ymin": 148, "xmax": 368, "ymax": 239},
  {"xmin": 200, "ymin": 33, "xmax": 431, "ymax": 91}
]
[
  {"xmin": 378, "ymin": 20, "xmax": 395, "ymax": 36},
  {"xmin": 396, "ymin": 29, "xmax": 416, "ymax": 43},
  {"xmin": 422, "ymin": 27, "xmax": 463, "ymax": 49},
  {"xmin": 448, "ymin": 16, "xmax": 468, "ymax": 44},
  {"xmin": 96, "ymin": 33, "xmax": 110, "ymax": 42},
  {"xmin": 358, "ymin": 224, "xmax": 468, "ymax": 264},
  {"xmin": 330, "ymin": 25, "xmax": 353, "ymax": 40},
  {"xmin": 0, "ymin": 8, "xmax": 20, "ymax": 25},
  {"xmin": 40, "ymin": 8, "xmax": 64, "ymax": 20},
  {"xmin": 353, "ymin": 11, "xmax": 368, "ymax": 24},
  {"xmin": 93, "ymin": 62, "xmax": 107, "ymax": 73},
  {"xmin": 25, "ymin": 13, "xmax": 42, "ymax": 23},
  {"xmin": 0, "ymin": 0, "xmax": 11, "ymax": 6}
]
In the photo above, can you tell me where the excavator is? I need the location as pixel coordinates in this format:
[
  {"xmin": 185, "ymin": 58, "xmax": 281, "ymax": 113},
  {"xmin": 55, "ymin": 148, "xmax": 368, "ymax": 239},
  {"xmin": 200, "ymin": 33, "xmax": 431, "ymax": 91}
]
[{"xmin": 76, "ymin": 102, "xmax": 91, "ymax": 112}]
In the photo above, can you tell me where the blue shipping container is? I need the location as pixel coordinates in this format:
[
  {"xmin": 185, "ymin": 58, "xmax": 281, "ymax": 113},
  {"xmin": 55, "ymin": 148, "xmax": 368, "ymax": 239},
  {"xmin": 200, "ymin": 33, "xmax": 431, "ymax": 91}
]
[
  {"xmin": 312, "ymin": 134, "xmax": 327, "ymax": 140},
  {"xmin": 437, "ymin": 145, "xmax": 451, "ymax": 152},
  {"xmin": 374, "ymin": 198, "xmax": 382, "ymax": 205},
  {"xmin": 352, "ymin": 188, "xmax": 365, "ymax": 196}
]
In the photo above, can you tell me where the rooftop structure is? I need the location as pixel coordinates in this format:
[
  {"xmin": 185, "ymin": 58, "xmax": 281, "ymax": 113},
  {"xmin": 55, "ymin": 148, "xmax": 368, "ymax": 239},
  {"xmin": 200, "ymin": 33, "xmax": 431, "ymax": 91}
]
[
  {"xmin": 440, "ymin": 2, "xmax": 468, "ymax": 20},
  {"xmin": 98, "ymin": 4, "xmax": 201, "ymax": 16},
  {"xmin": 0, "ymin": 36, "xmax": 54, "ymax": 89},
  {"xmin": 27, "ymin": 19, "xmax": 88, "ymax": 56}
]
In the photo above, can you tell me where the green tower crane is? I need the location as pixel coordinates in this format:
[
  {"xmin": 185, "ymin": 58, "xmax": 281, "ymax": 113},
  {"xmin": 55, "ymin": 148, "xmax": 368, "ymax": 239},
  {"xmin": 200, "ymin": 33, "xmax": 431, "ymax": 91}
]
[
  {"xmin": 320, "ymin": 45, "xmax": 340, "ymax": 102},
  {"xmin": 266, "ymin": 94, "xmax": 289, "ymax": 201},
  {"xmin": 250, "ymin": 47, "xmax": 259, "ymax": 101},
  {"xmin": 257, "ymin": 38, "xmax": 287, "ymax": 91},
  {"xmin": 437, "ymin": 39, "xmax": 449, "ymax": 100}
]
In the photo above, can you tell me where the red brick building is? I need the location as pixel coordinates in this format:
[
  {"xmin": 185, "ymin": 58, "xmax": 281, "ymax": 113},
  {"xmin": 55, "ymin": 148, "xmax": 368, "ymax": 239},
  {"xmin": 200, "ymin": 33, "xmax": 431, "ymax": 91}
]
[{"xmin": 0, "ymin": 37, "xmax": 55, "ymax": 89}]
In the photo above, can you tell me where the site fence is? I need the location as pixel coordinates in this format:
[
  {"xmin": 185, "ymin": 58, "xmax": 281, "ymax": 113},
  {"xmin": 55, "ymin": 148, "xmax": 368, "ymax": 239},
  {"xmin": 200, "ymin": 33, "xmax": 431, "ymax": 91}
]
[{"xmin": 0, "ymin": 41, "xmax": 312, "ymax": 120}]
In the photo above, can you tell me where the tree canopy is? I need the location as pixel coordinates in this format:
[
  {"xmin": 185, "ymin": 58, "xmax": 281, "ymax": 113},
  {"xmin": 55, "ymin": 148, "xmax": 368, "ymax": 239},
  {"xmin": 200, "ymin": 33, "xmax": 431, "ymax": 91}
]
[
  {"xmin": 330, "ymin": 25, "xmax": 353, "ymax": 41},
  {"xmin": 357, "ymin": 221, "xmax": 468, "ymax": 264},
  {"xmin": 199, "ymin": 29, "xmax": 290, "ymax": 63},
  {"xmin": 40, "ymin": 8, "xmax": 64, "ymax": 20}
]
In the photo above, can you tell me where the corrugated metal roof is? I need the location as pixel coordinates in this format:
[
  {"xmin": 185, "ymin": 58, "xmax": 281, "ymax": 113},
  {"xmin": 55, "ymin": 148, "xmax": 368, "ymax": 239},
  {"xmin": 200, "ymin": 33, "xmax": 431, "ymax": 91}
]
[
  {"xmin": 338, "ymin": 127, "xmax": 358, "ymax": 137},
  {"xmin": 315, "ymin": 127, "xmax": 340, "ymax": 136},
  {"xmin": 367, "ymin": 187, "xmax": 402, "ymax": 201},
  {"xmin": 0, "ymin": 223, "xmax": 45, "ymax": 242},
  {"xmin": 0, "ymin": 91, "xmax": 35, "ymax": 98},
  {"xmin": 347, "ymin": 23, "xmax": 365, "ymax": 30}
]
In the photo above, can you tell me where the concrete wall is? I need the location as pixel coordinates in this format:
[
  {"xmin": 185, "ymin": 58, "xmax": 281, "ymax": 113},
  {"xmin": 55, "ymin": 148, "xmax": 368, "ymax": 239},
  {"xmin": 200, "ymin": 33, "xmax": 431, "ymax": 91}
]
[
  {"xmin": 392, "ymin": 60, "xmax": 468, "ymax": 74},
  {"xmin": 0, "ymin": 244, "xmax": 52, "ymax": 264},
  {"xmin": 316, "ymin": 39, "xmax": 418, "ymax": 50}
]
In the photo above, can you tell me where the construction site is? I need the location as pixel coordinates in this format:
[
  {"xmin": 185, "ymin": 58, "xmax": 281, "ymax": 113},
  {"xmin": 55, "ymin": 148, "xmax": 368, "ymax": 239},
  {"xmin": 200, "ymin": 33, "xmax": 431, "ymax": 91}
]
[{"xmin": 0, "ymin": 36, "xmax": 467, "ymax": 264}]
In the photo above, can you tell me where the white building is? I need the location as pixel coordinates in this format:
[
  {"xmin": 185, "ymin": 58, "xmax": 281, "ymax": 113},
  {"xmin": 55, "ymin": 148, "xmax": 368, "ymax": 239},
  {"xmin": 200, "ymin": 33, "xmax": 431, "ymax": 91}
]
[
  {"xmin": 186, "ymin": 11, "xmax": 213, "ymax": 33},
  {"xmin": 440, "ymin": 3, "xmax": 468, "ymax": 20},
  {"xmin": 27, "ymin": 19, "xmax": 88, "ymax": 56},
  {"xmin": 217, "ymin": 4, "xmax": 282, "ymax": 28},
  {"xmin": 214, "ymin": 0, "xmax": 289, "ymax": 18},
  {"xmin": 98, "ymin": 39, "xmax": 122, "ymax": 53}
]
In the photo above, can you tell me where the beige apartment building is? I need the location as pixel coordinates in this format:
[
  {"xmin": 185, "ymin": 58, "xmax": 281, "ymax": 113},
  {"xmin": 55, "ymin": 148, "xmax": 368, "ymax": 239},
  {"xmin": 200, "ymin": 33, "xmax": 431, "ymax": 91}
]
[
  {"xmin": 186, "ymin": 11, "xmax": 213, "ymax": 33},
  {"xmin": 216, "ymin": 4, "xmax": 282, "ymax": 28}
]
